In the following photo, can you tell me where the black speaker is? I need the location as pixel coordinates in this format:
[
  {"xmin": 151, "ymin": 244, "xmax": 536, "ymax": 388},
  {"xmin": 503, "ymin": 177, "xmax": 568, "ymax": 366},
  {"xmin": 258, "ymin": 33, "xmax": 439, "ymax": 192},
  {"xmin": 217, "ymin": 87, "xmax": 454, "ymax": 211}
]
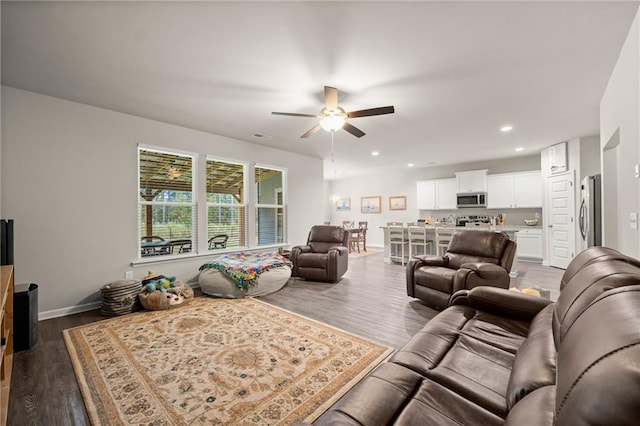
[
  {"xmin": 14, "ymin": 283, "xmax": 38, "ymax": 351},
  {"xmin": 1, "ymin": 219, "xmax": 14, "ymax": 266}
]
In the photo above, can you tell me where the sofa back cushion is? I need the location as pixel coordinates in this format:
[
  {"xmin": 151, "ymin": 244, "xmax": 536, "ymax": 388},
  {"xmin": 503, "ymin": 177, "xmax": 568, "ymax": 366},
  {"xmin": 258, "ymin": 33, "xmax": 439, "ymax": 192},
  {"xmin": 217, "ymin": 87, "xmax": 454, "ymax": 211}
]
[
  {"xmin": 552, "ymin": 258, "xmax": 640, "ymax": 347},
  {"xmin": 554, "ymin": 285, "xmax": 640, "ymax": 425},
  {"xmin": 559, "ymin": 246, "xmax": 640, "ymax": 290},
  {"xmin": 307, "ymin": 225, "xmax": 348, "ymax": 253},
  {"xmin": 447, "ymin": 230, "xmax": 509, "ymax": 269},
  {"xmin": 506, "ymin": 304, "xmax": 556, "ymax": 410}
]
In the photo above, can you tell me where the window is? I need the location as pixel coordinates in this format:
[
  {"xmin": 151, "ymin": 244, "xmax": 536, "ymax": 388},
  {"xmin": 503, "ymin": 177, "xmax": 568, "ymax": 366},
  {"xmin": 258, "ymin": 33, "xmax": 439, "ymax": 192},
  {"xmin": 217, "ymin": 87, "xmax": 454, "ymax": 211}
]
[
  {"xmin": 138, "ymin": 148, "xmax": 195, "ymax": 257},
  {"xmin": 255, "ymin": 166, "xmax": 286, "ymax": 246},
  {"xmin": 206, "ymin": 158, "xmax": 247, "ymax": 250}
]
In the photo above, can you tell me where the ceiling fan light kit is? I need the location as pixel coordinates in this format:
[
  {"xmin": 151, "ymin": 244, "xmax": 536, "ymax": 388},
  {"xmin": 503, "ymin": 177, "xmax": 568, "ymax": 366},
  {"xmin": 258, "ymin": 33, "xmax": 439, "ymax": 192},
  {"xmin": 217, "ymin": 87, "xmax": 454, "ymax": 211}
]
[
  {"xmin": 272, "ymin": 86, "xmax": 394, "ymax": 138},
  {"xmin": 167, "ymin": 165, "xmax": 182, "ymax": 178},
  {"xmin": 319, "ymin": 114, "xmax": 346, "ymax": 132}
]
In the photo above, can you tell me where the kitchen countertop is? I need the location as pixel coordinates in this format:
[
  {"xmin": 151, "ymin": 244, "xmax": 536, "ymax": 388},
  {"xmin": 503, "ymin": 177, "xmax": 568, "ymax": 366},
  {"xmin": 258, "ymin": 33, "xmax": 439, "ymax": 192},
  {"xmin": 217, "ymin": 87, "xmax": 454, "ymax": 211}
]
[{"xmin": 381, "ymin": 224, "xmax": 542, "ymax": 232}]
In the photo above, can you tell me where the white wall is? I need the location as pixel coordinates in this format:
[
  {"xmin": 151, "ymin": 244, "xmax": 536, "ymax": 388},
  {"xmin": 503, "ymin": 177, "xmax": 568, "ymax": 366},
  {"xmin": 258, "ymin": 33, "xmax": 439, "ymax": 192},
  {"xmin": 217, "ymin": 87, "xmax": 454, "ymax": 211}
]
[
  {"xmin": 600, "ymin": 6, "xmax": 640, "ymax": 257},
  {"xmin": 328, "ymin": 154, "xmax": 542, "ymax": 247},
  {"xmin": 1, "ymin": 86, "xmax": 325, "ymax": 316}
]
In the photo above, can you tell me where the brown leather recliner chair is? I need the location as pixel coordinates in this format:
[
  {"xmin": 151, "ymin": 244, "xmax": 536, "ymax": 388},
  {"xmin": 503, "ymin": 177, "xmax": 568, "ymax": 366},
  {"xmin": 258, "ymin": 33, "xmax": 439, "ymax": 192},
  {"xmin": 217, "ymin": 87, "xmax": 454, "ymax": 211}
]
[
  {"xmin": 407, "ymin": 229, "xmax": 516, "ymax": 309},
  {"xmin": 291, "ymin": 225, "xmax": 349, "ymax": 283}
]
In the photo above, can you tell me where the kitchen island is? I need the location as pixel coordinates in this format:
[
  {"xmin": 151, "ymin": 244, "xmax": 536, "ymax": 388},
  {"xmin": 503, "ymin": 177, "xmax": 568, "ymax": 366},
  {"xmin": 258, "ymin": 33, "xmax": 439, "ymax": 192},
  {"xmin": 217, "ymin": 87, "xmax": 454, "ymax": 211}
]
[{"xmin": 382, "ymin": 224, "xmax": 542, "ymax": 277}]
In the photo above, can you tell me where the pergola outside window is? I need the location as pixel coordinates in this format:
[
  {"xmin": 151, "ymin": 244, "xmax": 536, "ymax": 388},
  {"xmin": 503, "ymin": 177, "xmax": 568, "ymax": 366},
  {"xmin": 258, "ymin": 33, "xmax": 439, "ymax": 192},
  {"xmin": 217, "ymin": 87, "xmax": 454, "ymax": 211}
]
[
  {"xmin": 206, "ymin": 158, "xmax": 247, "ymax": 250},
  {"xmin": 138, "ymin": 147, "xmax": 196, "ymax": 257}
]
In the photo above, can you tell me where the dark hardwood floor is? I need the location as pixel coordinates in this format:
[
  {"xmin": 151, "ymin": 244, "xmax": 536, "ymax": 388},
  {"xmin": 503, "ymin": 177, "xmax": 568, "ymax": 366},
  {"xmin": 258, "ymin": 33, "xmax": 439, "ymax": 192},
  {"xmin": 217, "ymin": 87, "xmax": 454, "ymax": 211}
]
[{"xmin": 7, "ymin": 252, "xmax": 563, "ymax": 425}]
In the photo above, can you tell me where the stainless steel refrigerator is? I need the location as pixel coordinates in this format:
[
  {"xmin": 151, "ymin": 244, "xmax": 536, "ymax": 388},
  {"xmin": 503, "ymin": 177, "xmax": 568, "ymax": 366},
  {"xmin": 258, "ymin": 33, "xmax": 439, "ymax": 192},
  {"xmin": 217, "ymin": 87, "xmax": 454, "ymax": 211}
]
[{"xmin": 579, "ymin": 174, "xmax": 602, "ymax": 250}]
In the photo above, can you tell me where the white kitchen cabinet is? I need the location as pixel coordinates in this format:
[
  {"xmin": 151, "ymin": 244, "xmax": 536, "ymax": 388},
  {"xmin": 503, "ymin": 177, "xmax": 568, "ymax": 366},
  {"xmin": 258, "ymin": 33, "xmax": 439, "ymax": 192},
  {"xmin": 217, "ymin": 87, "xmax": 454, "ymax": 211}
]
[
  {"xmin": 513, "ymin": 172, "xmax": 542, "ymax": 207},
  {"xmin": 437, "ymin": 178, "xmax": 457, "ymax": 209},
  {"xmin": 416, "ymin": 180, "xmax": 436, "ymax": 209},
  {"xmin": 416, "ymin": 178, "xmax": 457, "ymax": 210},
  {"xmin": 487, "ymin": 171, "xmax": 542, "ymax": 208},
  {"xmin": 516, "ymin": 228, "xmax": 543, "ymax": 260},
  {"xmin": 487, "ymin": 174, "xmax": 513, "ymax": 208},
  {"xmin": 455, "ymin": 170, "xmax": 488, "ymax": 193}
]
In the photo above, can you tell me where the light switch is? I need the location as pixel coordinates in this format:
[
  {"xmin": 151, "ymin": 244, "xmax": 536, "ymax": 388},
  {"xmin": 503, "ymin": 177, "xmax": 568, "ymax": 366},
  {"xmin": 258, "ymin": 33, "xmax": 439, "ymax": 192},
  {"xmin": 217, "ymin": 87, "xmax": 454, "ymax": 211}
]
[
  {"xmin": 635, "ymin": 164, "xmax": 640, "ymax": 178},
  {"xmin": 631, "ymin": 213, "xmax": 638, "ymax": 230}
]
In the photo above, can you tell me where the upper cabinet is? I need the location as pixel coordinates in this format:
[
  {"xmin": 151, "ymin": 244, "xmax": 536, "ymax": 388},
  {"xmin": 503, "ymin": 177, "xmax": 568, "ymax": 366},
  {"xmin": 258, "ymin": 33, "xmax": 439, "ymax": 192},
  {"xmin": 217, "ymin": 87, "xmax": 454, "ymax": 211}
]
[
  {"xmin": 455, "ymin": 170, "xmax": 488, "ymax": 193},
  {"xmin": 487, "ymin": 171, "xmax": 542, "ymax": 208},
  {"xmin": 417, "ymin": 180, "xmax": 436, "ymax": 209},
  {"xmin": 417, "ymin": 178, "xmax": 457, "ymax": 210}
]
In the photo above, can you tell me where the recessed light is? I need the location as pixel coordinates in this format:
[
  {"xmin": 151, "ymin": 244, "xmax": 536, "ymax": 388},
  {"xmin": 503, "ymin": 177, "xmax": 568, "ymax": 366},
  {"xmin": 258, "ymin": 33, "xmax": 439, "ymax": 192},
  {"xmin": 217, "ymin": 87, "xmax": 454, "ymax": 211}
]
[
  {"xmin": 515, "ymin": 147, "xmax": 524, "ymax": 152},
  {"xmin": 500, "ymin": 125, "xmax": 513, "ymax": 132},
  {"xmin": 251, "ymin": 133, "xmax": 272, "ymax": 139},
  {"xmin": 407, "ymin": 163, "xmax": 414, "ymax": 167},
  {"xmin": 371, "ymin": 151, "xmax": 380, "ymax": 156}
]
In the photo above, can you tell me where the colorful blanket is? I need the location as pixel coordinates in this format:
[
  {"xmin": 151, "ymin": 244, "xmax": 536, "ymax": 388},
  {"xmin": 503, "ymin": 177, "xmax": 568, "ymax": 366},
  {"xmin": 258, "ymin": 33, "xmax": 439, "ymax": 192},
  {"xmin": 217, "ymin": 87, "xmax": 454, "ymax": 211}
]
[{"xmin": 200, "ymin": 251, "xmax": 292, "ymax": 290}]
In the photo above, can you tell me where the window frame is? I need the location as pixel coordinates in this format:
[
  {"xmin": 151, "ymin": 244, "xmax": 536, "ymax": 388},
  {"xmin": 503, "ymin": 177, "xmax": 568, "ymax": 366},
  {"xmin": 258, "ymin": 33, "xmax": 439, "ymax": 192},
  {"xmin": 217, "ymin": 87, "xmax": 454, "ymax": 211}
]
[
  {"xmin": 137, "ymin": 145, "xmax": 198, "ymax": 260},
  {"xmin": 134, "ymin": 148, "xmax": 288, "ymax": 264},
  {"xmin": 254, "ymin": 164, "xmax": 287, "ymax": 247},
  {"xmin": 205, "ymin": 156, "xmax": 249, "ymax": 251}
]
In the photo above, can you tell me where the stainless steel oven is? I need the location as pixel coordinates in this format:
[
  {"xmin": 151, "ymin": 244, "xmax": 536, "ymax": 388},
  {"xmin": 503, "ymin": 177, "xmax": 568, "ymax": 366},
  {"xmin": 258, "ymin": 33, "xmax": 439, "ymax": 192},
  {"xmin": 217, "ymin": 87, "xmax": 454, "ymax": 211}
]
[{"xmin": 456, "ymin": 192, "xmax": 487, "ymax": 208}]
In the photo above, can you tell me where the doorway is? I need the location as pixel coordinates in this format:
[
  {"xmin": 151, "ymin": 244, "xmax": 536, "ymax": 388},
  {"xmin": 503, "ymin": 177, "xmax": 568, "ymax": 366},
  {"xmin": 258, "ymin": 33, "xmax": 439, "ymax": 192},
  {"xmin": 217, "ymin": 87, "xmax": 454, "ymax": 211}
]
[{"xmin": 547, "ymin": 171, "xmax": 575, "ymax": 269}]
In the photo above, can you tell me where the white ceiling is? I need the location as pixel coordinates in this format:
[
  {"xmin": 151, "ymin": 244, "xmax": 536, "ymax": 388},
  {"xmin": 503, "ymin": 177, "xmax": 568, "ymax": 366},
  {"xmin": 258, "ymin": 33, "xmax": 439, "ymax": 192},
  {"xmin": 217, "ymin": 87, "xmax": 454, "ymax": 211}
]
[{"xmin": 2, "ymin": 1, "xmax": 638, "ymax": 179}]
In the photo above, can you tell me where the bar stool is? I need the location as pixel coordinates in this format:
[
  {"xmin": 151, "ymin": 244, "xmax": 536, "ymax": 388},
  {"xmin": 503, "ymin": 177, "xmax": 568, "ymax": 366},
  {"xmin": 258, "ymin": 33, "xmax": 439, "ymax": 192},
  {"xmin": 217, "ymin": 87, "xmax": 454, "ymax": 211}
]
[
  {"xmin": 388, "ymin": 224, "xmax": 408, "ymax": 265},
  {"xmin": 435, "ymin": 227, "xmax": 454, "ymax": 256},
  {"xmin": 408, "ymin": 224, "xmax": 432, "ymax": 258}
]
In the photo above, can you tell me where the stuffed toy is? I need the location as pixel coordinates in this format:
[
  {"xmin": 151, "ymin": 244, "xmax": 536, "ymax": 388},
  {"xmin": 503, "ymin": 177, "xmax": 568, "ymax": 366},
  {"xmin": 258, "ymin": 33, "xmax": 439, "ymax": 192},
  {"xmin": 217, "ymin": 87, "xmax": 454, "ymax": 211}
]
[
  {"xmin": 139, "ymin": 272, "xmax": 194, "ymax": 310},
  {"xmin": 142, "ymin": 272, "xmax": 177, "ymax": 293}
]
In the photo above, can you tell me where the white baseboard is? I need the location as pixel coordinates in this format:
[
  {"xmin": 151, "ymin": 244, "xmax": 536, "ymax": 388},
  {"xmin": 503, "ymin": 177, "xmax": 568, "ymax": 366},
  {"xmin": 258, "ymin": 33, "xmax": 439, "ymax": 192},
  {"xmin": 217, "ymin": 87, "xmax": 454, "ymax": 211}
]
[
  {"xmin": 38, "ymin": 281, "xmax": 202, "ymax": 321},
  {"xmin": 39, "ymin": 301, "xmax": 101, "ymax": 321}
]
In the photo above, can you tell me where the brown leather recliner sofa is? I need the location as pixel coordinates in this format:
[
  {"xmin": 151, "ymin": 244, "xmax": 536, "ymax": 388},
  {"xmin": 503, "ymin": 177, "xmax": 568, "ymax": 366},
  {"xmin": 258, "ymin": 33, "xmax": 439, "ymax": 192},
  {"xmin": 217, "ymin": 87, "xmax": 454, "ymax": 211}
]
[
  {"xmin": 407, "ymin": 229, "xmax": 517, "ymax": 309},
  {"xmin": 291, "ymin": 225, "xmax": 349, "ymax": 283},
  {"xmin": 313, "ymin": 246, "xmax": 640, "ymax": 425}
]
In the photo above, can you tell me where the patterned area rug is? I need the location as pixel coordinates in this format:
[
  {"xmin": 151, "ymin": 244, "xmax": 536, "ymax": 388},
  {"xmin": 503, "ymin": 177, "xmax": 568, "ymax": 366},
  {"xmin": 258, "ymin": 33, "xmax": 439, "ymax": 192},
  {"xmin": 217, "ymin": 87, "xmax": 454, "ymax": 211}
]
[{"xmin": 64, "ymin": 297, "xmax": 392, "ymax": 425}]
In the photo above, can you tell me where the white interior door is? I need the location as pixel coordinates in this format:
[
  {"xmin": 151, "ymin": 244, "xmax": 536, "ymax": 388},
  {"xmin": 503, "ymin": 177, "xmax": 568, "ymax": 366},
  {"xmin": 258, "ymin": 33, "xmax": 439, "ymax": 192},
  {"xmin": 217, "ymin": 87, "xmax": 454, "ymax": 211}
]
[{"xmin": 547, "ymin": 171, "xmax": 576, "ymax": 269}]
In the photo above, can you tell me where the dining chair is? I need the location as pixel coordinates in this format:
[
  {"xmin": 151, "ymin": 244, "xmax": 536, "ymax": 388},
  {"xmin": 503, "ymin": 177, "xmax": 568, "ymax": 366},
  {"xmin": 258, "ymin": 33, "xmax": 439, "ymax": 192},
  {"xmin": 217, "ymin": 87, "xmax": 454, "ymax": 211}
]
[
  {"xmin": 408, "ymin": 224, "xmax": 432, "ymax": 257},
  {"xmin": 349, "ymin": 221, "xmax": 368, "ymax": 253},
  {"xmin": 342, "ymin": 220, "xmax": 355, "ymax": 229},
  {"xmin": 388, "ymin": 224, "xmax": 408, "ymax": 265}
]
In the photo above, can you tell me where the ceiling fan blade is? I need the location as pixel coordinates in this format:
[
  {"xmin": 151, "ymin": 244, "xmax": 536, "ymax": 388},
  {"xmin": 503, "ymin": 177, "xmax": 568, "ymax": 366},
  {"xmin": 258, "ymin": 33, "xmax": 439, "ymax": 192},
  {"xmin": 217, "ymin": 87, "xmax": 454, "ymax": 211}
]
[
  {"xmin": 343, "ymin": 122, "xmax": 365, "ymax": 138},
  {"xmin": 301, "ymin": 124, "xmax": 322, "ymax": 138},
  {"xmin": 324, "ymin": 86, "xmax": 338, "ymax": 110},
  {"xmin": 347, "ymin": 106, "xmax": 395, "ymax": 118},
  {"xmin": 272, "ymin": 112, "xmax": 318, "ymax": 118}
]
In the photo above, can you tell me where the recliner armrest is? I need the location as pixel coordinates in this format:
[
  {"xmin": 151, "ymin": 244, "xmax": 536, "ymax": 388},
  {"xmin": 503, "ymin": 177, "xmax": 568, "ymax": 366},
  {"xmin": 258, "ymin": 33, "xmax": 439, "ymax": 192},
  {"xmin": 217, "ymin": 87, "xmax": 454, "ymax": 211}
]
[
  {"xmin": 460, "ymin": 262, "xmax": 508, "ymax": 280},
  {"xmin": 292, "ymin": 245, "xmax": 312, "ymax": 254},
  {"xmin": 450, "ymin": 286, "xmax": 552, "ymax": 321},
  {"xmin": 413, "ymin": 255, "xmax": 448, "ymax": 267},
  {"xmin": 328, "ymin": 246, "xmax": 348, "ymax": 256}
]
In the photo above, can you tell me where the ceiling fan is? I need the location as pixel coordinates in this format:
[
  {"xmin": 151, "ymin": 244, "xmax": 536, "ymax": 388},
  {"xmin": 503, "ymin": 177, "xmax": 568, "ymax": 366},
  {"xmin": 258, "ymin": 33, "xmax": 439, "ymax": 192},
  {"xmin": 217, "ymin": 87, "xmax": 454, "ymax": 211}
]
[{"xmin": 272, "ymin": 86, "xmax": 394, "ymax": 138}]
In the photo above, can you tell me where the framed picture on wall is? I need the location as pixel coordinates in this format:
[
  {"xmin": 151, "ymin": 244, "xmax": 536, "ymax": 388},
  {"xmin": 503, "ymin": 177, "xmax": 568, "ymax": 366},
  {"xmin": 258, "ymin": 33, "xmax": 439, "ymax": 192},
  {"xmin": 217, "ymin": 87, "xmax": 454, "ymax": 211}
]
[
  {"xmin": 361, "ymin": 196, "xmax": 382, "ymax": 214},
  {"xmin": 389, "ymin": 195, "xmax": 407, "ymax": 210},
  {"xmin": 549, "ymin": 142, "xmax": 567, "ymax": 174},
  {"xmin": 336, "ymin": 198, "xmax": 350, "ymax": 211}
]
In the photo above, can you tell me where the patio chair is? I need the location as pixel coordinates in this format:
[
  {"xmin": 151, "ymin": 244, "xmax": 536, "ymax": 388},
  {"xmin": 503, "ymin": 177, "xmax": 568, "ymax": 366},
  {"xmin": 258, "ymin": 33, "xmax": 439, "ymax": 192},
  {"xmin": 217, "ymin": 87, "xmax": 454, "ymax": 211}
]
[
  {"xmin": 208, "ymin": 234, "xmax": 229, "ymax": 249},
  {"xmin": 168, "ymin": 239, "xmax": 192, "ymax": 254}
]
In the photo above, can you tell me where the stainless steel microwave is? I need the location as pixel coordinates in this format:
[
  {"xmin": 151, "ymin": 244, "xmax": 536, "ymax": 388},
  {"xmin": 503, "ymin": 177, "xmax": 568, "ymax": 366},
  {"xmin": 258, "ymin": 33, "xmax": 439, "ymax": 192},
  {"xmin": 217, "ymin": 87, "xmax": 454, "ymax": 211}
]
[{"xmin": 457, "ymin": 192, "xmax": 487, "ymax": 208}]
